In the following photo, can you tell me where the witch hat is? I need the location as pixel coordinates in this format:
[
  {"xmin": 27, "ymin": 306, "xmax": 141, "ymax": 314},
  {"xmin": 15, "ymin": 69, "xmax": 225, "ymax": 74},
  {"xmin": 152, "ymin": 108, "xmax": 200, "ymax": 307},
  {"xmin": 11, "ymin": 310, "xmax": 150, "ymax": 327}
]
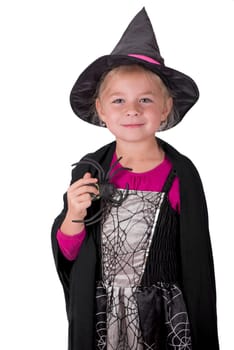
[{"xmin": 70, "ymin": 7, "xmax": 199, "ymax": 131}]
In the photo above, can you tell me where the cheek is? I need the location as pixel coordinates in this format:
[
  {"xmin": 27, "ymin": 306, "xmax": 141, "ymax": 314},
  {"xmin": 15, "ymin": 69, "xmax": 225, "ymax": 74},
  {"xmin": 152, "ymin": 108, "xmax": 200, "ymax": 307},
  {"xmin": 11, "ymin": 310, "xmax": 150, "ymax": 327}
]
[{"xmin": 102, "ymin": 105, "xmax": 121, "ymax": 120}]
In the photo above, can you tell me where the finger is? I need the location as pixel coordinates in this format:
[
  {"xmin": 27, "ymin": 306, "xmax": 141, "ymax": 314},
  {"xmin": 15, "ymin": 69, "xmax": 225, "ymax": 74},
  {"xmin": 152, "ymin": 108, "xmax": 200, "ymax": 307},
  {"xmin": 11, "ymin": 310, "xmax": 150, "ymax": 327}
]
[
  {"xmin": 68, "ymin": 184, "xmax": 100, "ymax": 208},
  {"xmin": 76, "ymin": 198, "xmax": 93, "ymax": 209},
  {"xmin": 70, "ymin": 184, "xmax": 99, "ymax": 197},
  {"xmin": 69, "ymin": 176, "xmax": 98, "ymax": 191},
  {"xmin": 67, "ymin": 194, "xmax": 92, "ymax": 214},
  {"xmin": 83, "ymin": 172, "xmax": 92, "ymax": 179},
  {"xmin": 75, "ymin": 193, "xmax": 94, "ymax": 203}
]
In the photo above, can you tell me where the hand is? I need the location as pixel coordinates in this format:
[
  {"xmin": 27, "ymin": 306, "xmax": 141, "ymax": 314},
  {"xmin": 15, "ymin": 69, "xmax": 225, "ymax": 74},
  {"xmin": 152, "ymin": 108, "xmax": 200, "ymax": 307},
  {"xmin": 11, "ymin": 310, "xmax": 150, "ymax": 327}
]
[{"xmin": 60, "ymin": 173, "xmax": 99, "ymax": 235}]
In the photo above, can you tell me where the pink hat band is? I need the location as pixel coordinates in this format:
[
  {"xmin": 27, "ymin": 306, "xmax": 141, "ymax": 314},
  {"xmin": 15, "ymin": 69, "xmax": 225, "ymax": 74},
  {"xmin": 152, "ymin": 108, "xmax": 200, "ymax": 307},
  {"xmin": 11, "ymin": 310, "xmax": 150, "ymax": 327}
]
[{"xmin": 128, "ymin": 54, "xmax": 160, "ymax": 65}]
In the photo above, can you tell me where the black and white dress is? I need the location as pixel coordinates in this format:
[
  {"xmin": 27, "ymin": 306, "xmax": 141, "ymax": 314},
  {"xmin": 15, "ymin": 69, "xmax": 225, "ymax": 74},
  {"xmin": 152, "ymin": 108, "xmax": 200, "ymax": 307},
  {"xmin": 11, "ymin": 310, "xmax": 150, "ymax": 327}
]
[{"xmin": 95, "ymin": 157, "xmax": 192, "ymax": 350}]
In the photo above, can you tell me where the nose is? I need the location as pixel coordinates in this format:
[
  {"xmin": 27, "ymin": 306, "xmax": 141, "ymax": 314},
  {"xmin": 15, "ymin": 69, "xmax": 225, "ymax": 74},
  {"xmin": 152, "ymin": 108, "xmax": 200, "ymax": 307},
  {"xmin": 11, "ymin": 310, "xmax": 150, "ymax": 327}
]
[
  {"xmin": 126, "ymin": 102, "xmax": 140, "ymax": 117},
  {"xmin": 127, "ymin": 110, "xmax": 139, "ymax": 117}
]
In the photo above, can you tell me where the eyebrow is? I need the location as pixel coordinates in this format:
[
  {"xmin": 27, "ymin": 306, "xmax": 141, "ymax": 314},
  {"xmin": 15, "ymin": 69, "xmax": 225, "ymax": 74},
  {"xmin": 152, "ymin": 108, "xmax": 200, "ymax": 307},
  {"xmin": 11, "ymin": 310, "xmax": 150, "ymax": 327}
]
[
  {"xmin": 139, "ymin": 91, "xmax": 155, "ymax": 95},
  {"xmin": 108, "ymin": 91, "xmax": 156, "ymax": 97}
]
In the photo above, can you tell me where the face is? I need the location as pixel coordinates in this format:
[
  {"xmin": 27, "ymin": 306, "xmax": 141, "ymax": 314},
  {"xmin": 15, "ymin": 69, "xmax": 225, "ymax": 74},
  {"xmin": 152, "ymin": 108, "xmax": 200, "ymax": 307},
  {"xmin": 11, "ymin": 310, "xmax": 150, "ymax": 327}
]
[{"xmin": 95, "ymin": 65, "xmax": 173, "ymax": 145}]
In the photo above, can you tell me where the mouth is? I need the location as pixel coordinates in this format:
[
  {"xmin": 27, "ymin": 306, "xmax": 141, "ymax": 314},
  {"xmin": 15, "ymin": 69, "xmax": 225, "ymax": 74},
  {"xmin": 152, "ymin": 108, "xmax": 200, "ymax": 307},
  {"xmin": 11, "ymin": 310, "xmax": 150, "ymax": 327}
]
[{"xmin": 121, "ymin": 123, "xmax": 144, "ymax": 128}]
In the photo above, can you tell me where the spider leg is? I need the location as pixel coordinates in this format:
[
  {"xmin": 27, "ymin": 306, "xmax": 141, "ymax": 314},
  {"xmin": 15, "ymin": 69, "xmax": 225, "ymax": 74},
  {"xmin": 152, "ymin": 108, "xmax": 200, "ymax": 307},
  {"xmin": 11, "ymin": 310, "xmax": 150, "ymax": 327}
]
[
  {"xmin": 105, "ymin": 156, "xmax": 132, "ymax": 181},
  {"xmin": 72, "ymin": 157, "xmax": 105, "ymax": 181},
  {"xmin": 105, "ymin": 156, "xmax": 123, "ymax": 179},
  {"xmin": 121, "ymin": 186, "xmax": 129, "ymax": 202},
  {"xmin": 108, "ymin": 166, "xmax": 133, "ymax": 181},
  {"xmin": 72, "ymin": 207, "xmax": 104, "ymax": 226},
  {"xmin": 85, "ymin": 214, "xmax": 103, "ymax": 226}
]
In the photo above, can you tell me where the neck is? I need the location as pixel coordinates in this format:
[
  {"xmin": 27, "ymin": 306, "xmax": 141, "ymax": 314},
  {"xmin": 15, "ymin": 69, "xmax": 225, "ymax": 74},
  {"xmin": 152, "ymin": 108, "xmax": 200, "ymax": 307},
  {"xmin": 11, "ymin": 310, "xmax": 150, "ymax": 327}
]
[
  {"xmin": 115, "ymin": 138, "xmax": 164, "ymax": 172},
  {"xmin": 116, "ymin": 138, "xmax": 161, "ymax": 158}
]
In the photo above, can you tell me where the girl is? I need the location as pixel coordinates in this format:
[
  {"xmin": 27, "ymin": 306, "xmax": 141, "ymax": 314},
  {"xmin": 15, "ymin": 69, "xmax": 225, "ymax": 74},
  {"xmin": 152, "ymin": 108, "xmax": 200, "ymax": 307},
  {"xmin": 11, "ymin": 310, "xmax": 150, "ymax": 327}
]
[{"xmin": 51, "ymin": 8, "xmax": 219, "ymax": 350}]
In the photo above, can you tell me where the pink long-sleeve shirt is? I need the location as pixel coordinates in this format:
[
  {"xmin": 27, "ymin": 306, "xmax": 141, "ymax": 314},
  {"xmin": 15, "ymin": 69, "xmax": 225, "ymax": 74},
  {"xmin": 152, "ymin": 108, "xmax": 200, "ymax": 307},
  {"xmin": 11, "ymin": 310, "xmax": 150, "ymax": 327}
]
[{"xmin": 57, "ymin": 155, "xmax": 179, "ymax": 261}]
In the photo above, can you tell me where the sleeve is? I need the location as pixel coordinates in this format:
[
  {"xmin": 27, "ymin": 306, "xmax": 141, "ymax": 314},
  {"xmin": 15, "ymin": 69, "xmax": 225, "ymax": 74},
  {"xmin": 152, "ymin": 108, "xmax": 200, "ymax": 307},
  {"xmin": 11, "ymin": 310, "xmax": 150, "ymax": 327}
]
[
  {"xmin": 56, "ymin": 228, "xmax": 86, "ymax": 261},
  {"xmin": 168, "ymin": 176, "xmax": 180, "ymax": 213}
]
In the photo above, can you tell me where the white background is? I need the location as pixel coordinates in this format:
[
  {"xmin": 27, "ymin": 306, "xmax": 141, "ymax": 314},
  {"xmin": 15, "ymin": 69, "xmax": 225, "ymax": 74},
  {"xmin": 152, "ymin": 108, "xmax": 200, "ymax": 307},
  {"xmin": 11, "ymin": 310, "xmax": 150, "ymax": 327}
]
[{"xmin": 0, "ymin": 0, "xmax": 233, "ymax": 348}]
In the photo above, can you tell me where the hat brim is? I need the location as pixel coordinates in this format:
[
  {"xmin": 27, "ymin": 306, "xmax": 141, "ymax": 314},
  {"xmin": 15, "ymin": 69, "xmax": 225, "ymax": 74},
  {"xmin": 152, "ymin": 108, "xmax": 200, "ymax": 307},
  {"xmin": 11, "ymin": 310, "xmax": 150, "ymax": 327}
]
[{"xmin": 70, "ymin": 55, "xmax": 199, "ymax": 131}]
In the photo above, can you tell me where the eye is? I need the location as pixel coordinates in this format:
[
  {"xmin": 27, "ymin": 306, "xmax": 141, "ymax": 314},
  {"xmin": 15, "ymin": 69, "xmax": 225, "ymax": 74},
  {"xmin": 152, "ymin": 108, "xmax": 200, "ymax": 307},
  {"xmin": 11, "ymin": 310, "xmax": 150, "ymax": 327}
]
[
  {"xmin": 139, "ymin": 97, "xmax": 153, "ymax": 103},
  {"xmin": 112, "ymin": 98, "xmax": 124, "ymax": 104}
]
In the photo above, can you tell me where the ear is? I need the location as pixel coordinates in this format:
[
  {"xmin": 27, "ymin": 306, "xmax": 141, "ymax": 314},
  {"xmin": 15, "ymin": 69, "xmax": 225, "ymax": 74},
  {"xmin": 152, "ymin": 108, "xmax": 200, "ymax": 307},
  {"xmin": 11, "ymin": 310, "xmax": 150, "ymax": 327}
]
[
  {"xmin": 95, "ymin": 98, "xmax": 106, "ymax": 122},
  {"xmin": 161, "ymin": 96, "xmax": 173, "ymax": 122}
]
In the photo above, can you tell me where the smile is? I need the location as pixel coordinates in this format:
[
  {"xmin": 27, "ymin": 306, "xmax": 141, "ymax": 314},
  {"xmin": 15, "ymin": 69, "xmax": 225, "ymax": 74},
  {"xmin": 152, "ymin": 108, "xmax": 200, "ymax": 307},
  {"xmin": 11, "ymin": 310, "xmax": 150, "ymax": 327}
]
[{"xmin": 122, "ymin": 124, "xmax": 144, "ymax": 128}]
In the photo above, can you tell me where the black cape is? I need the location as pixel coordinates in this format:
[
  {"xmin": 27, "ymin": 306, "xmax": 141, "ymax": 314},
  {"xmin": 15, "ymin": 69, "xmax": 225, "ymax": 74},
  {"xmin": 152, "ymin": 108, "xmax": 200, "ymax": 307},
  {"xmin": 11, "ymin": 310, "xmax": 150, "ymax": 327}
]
[{"xmin": 51, "ymin": 139, "xmax": 219, "ymax": 350}]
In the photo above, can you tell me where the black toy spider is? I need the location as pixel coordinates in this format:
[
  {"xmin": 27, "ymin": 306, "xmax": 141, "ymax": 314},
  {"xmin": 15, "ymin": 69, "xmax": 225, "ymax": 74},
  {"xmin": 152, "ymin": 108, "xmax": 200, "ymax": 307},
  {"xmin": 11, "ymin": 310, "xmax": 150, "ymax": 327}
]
[{"xmin": 71, "ymin": 156, "xmax": 132, "ymax": 226}]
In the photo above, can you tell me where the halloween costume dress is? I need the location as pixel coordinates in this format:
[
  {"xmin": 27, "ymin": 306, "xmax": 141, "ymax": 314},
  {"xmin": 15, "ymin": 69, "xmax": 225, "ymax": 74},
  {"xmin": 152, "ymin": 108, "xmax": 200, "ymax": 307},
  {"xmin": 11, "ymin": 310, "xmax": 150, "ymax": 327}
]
[
  {"xmin": 94, "ymin": 154, "xmax": 190, "ymax": 350},
  {"xmin": 51, "ymin": 140, "xmax": 219, "ymax": 350},
  {"xmin": 51, "ymin": 7, "xmax": 219, "ymax": 350}
]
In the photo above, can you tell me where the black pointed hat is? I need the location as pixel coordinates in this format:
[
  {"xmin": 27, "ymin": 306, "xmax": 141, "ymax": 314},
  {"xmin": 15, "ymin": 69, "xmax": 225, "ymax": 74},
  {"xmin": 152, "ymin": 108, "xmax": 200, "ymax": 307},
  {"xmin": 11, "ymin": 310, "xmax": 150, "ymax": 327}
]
[{"xmin": 70, "ymin": 8, "xmax": 199, "ymax": 131}]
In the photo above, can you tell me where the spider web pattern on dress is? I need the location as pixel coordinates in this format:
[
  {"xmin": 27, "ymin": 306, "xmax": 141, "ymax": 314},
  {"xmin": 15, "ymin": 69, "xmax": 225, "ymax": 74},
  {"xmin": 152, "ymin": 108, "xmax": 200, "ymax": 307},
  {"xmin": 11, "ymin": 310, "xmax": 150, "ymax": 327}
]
[
  {"xmin": 102, "ymin": 190, "xmax": 164, "ymax": 287},
  {"xmin": 165, "ymin": 284, "xmax": 192, "ymax": 350},
  {"xmin": 96, "ymin": 189, "xmax": 192, "ymax": 349},
  {"xmin": 100, "ymin": 190, "xmax": 164, "ymax": 349},
  {"xmin": 136, "ymin": 283, "xmax": 192, "ymax": 350}
]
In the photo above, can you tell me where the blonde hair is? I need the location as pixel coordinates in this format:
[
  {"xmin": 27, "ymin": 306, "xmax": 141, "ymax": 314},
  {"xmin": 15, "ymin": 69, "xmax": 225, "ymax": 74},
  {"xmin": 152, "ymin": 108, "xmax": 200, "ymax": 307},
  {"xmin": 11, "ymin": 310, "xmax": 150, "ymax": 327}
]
[
  {"xmin": 94, "ymin": 64, "xmax": 176, "ymax": 131},
  {"xmin": 97, "ymin": 64, "xmax": 172, "ymax": 99}
]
